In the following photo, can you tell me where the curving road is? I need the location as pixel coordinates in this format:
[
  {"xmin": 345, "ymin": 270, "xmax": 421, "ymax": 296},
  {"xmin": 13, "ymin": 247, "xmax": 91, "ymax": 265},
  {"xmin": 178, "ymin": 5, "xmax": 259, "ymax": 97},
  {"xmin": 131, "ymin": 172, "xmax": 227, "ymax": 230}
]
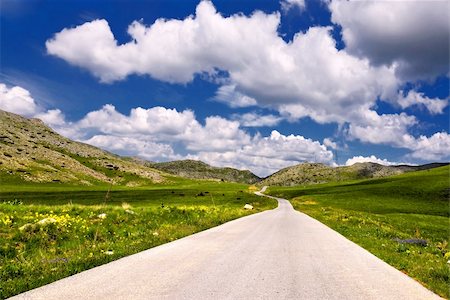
[{"xmin": 12, "ymin": 187, "xmax": 441, "ymax": 299}]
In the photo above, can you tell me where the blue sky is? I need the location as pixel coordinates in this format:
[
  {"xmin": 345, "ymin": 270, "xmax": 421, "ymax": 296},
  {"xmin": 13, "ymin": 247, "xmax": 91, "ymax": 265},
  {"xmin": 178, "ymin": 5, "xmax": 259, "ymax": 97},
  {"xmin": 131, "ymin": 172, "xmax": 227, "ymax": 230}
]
[{"xmin": 0, "ymin": 0, "xmax": 449, "ymax": 176}]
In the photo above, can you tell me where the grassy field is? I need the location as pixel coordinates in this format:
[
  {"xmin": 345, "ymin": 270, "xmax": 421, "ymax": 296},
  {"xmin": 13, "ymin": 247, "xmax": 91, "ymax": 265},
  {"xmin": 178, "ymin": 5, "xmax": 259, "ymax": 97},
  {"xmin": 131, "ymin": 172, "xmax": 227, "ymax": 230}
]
[
  {"xmin": 267, "ymin": 166, "xmax": 450, "ymax": 298},
  {"xmin": 0, "ymin": 180, "xmax": 276, "ymax": 299}
]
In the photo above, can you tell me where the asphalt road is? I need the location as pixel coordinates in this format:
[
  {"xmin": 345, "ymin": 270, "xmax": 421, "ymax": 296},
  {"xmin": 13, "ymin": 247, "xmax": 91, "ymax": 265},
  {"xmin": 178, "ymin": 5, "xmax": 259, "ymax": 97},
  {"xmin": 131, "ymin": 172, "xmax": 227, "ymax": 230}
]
[{"xmin": 12, "ymin": 187, "xmax": 441, "ymax": 299}]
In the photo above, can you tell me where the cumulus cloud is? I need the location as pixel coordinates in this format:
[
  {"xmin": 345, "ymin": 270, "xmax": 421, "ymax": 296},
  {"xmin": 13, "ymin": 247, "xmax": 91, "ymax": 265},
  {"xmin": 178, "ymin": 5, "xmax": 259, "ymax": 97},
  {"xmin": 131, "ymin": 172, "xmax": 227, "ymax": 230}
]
[
  {"xmin": 34, "ymin": 109, "xmax": 66, "ymax": 126},
  {"xmin": 231, "ymin": 112, "xmax": 282, "ymax": 127},
  {"xmin": 76, "ymin": 104, "xmax": 198, "ymax": 137},
  {"xmin": 347, "ymin": 111, "xmax": 417, "ymax": 147},
  {"xmin": 323, "ymin": 138, "xmax": 338, "ymax": 150},
  {"xmin": 0, "ymin": 84, "xmax": 68, "ymax": 128},
  {"xmin": 346, "ymin": 109, "xmax": 450, "ymax": 162},
  {"xmin": 329, "ymin": 0, "xmax": 449, "ymax": 81},
  {"xmin": 213, "ymin": 85, "xmax": 257, "ymax": 108},
  {"xmin": 0, "ymin": 83, "xmax": 40, "ymax": 116},
  {"xmin": 44, "ymin": 1, "xmax": 449, "ymax": 163},
  {"xmin": 408, "ymin": 132, "xmax": 450, "ymax": 161},
  {"xmin": 46, "ymin": 2, "xmax": 284, "ymax": 84},
  {"xmin": 84, "ymin": 135, "xmax": 181, "ymax": 161},
  {"xmin": 397, "ymin": 90, "xmax": 448, "ymax": 115},
  {"xmin": 345, "ymin": 155, "xmax": 398, "ymax": 166},
  {"xmin": 281, "ymin": 0, "xmax": 305, "ymax": 13},
  {"xmin": 13, "ymin": 0, "xmax": 450, "ymax": 174},
  {"xmin": 36, "ymin": 104, "xmax": 332, "ymax": 177},
  {"xmin": 194, "ymin": 130, "xmax": 334, "ymax": 176},
  {"xmin": 46, "ymin": 1, "xmax": 398, "ymax": 126},
  {"xmin": 184, "ymin": 116, "xmax": 251, "ymax": 152}
]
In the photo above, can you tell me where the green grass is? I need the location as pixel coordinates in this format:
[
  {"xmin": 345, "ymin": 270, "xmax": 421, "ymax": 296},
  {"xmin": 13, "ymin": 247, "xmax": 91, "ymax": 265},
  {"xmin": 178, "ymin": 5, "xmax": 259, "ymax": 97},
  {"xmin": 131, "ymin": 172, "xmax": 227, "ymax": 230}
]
[
  {"xmin": 0, "ymin": 181, "xmax": 276, "ymax": 299},
  {"xmin": 267, "ymin": 166, "xmax": 450, "ymax": 298}
]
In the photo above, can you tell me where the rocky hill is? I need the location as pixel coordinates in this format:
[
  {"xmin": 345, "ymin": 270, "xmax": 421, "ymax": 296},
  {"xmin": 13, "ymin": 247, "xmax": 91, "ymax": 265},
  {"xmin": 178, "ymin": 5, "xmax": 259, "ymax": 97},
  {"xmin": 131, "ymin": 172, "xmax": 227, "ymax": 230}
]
[
  {"xmin": 0, "ymin": 110, "xmax": 167, "ymax": 186},
  {"xmin": 0, "ymin": 110, "xmax": 261, "ymax": 186},
  {"xmin": 260, "ymin": 162, "xmax": 449, "ymax": 187},
  {"xmin": 147, "ymin": 160, "xmax": 260, "ymax": 184}
]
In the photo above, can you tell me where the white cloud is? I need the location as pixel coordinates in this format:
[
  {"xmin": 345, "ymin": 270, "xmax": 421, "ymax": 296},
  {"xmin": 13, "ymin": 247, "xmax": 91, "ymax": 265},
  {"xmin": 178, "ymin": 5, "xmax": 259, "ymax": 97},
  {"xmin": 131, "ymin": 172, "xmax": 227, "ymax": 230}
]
[
  {"xmin": 77, "ymin": 104, "xmax": 198, "ymax": 137},
  {"xmin": 346, "ymin": 109, "xmax": 450, "ymax": 162},
  {"xmin": 84, "ymin": 135, "xmax": 180, "ymax": 161},
  {"xmin": 213, "ymin": 85, "xmax": 257, "ymax": 108},
  {"xmin": 53, "ymin": 104, "xmax": 249, "ymax": 152},
  {"xmin": 80, "ymin": 126, "xmax": 334, "ymax": 177},
  {"xmin": 0, "ymin": 84, "xmax": 68, "ymax": 129},
  {"xmin": 397, "ymin": 90, "xmax": 448, "ymax": 115},
  {"xmin": 409, "ymin": 132, "xmax": 450, "ymax": 161},
  {"xmin": 232, "ymin": 112, "xmax": 282, "ymax": 127},
  {"xmin": 44, "ymin": 1, "xmax": 449, "ymax": 165},
  {"xmin": 329, "ymin": 0, "xmax": 449, "ymax": 81},
  {"xmin": 225, "ymin": 26, "xmax": 397, "ymax": 125},
  {"xmin": 46, "ymin": 1, "xmax": 398, "ymax": 126},
  {"xmin": 281, "ymin": 0, "xmax": 305, "ymax": 13},
  {"xmin": 345, "ymin": 155, "xmax": 398, "ymax": 166},
  {"xmin": 0, "ymin": 83, "xmax": 40, "ymax": 116},
  {"xmin": 46, "ymin": 2, "xmax": 284, "ymax": 84},
  {"xmin": 46, "ymin": 19, "xmax": 130, "ymax": 83},
  {"xmin": 323, "ymin": 138, "xmax": 337, "ymax": 150},
  {"xmin": 31, "ymin": 103, "xmax": 332, "ymax": 177},
  {"xmin": 183, "ymin": 116, "xmax": 251, "ymax": 152},
  {"xmin": 194, "ymin": 130, "xmax": 334, "ymax": 176},
  {"xmin": 347, "ymin": 111, "xmax": 417, "ymax": 147},
  {"xmin": 34, "ymin": 109, "xmax": 66, "ymax": 126}
]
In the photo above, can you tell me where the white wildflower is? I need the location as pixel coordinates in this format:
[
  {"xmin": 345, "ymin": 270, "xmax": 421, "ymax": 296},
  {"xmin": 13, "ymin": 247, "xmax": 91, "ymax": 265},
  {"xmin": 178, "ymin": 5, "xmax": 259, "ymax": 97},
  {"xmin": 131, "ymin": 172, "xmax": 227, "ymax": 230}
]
[
  {"xmin": 97, "ymin": 213, "xmax": 107, "ymax": 219},
  {"xmin": 244, "ymin": 204, "xmax": 253, "ymax": 210},
  {"xmin": 38, "ymin": 218, "xmax": 57, "ymax": 225}
]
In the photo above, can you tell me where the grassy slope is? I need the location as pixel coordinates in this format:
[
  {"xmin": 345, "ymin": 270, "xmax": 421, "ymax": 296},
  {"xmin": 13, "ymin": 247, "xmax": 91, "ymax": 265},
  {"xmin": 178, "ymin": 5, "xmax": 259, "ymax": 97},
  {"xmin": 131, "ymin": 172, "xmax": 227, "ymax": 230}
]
[
  {"xmin": 260, "ymin": 161, "xmax": 448, "ymax": 187},
  {"xmin": 0, "ymin": 180, "xmax": 276, "ymax": 298},
  {"xmin": 267, "ymin": 166, "xmax": 450, "ymax": 298},
  {"xmin": 0, "ymin": 109, "xmax": 166, "ymax": 186},
  {"xmin": 148, "ymin": 159, "xmax": 261, "ymax": 184},
  {"xmin": 1, "ymin": 110, "xmax": 261, "ymax": 186}
]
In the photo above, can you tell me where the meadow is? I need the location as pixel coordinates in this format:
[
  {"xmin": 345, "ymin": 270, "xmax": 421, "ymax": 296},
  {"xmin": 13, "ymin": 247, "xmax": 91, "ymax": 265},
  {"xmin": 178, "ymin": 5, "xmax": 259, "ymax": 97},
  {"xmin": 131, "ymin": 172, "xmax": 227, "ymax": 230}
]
[
  {"xmin": 267, "ymin": 166, "xmax": 450, "ymax": 298},
  {"xmin": 0, "ymin": 180, "xmax": 276, "ymax": 299}
]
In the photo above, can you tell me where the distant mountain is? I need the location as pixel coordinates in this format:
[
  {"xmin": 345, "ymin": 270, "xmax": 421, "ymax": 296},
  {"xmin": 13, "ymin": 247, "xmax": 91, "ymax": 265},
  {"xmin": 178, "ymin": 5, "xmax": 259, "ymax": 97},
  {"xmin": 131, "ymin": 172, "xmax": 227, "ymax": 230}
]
[
  {"xmin": 260, "ymin": 162, "xmax": 449, "ymax": 187},
  {"xmin": 0, "ymin": 110, "xmax": 168, "ymax": 186},
  {"xmin": 148, "ymin": 160, "xmax": 260, "ymax": 184}
]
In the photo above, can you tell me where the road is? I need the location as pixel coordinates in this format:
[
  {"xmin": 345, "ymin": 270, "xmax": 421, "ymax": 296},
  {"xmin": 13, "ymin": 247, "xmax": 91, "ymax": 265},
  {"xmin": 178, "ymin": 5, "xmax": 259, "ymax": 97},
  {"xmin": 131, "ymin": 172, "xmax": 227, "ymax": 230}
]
[{"xmin": 12, "ymin": 187, "xmax": 441, "ymax": 299}]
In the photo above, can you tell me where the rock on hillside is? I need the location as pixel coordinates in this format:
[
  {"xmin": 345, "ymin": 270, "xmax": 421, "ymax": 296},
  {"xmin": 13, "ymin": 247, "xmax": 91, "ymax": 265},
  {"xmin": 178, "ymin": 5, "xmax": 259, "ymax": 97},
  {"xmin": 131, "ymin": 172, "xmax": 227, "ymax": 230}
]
[
  {"xmin": 0, "ymin": 110, "xmax": 166, "ymax": 186},
  {"xmin": 260, "ymin": 163, "xmax": 341, "ymax": 186},
  {"xmin": 260, "ymin": 162, "xmax": 449, "ymax": 186},
  {"xmin": 148, "ymin": 160, "xmax": 260, "ymax": 184}
]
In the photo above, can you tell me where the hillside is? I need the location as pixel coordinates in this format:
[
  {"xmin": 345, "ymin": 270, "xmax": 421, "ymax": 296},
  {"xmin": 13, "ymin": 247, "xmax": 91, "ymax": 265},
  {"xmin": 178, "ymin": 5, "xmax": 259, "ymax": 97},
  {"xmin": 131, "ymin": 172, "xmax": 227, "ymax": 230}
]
[
  {"xmin": 0, "ymin": 110, "xmax": 260, "ymax": 186},
  {"xmin": 260, "ymin": 162, "xmax": 449, "ymax": 186},
  {"xmin": 0, "ymin": 110, "xmax": 167, "ymax": 186},
  {"xmin": 148, "ymin": 160, "xmax": 260, "ymax": 184}
]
